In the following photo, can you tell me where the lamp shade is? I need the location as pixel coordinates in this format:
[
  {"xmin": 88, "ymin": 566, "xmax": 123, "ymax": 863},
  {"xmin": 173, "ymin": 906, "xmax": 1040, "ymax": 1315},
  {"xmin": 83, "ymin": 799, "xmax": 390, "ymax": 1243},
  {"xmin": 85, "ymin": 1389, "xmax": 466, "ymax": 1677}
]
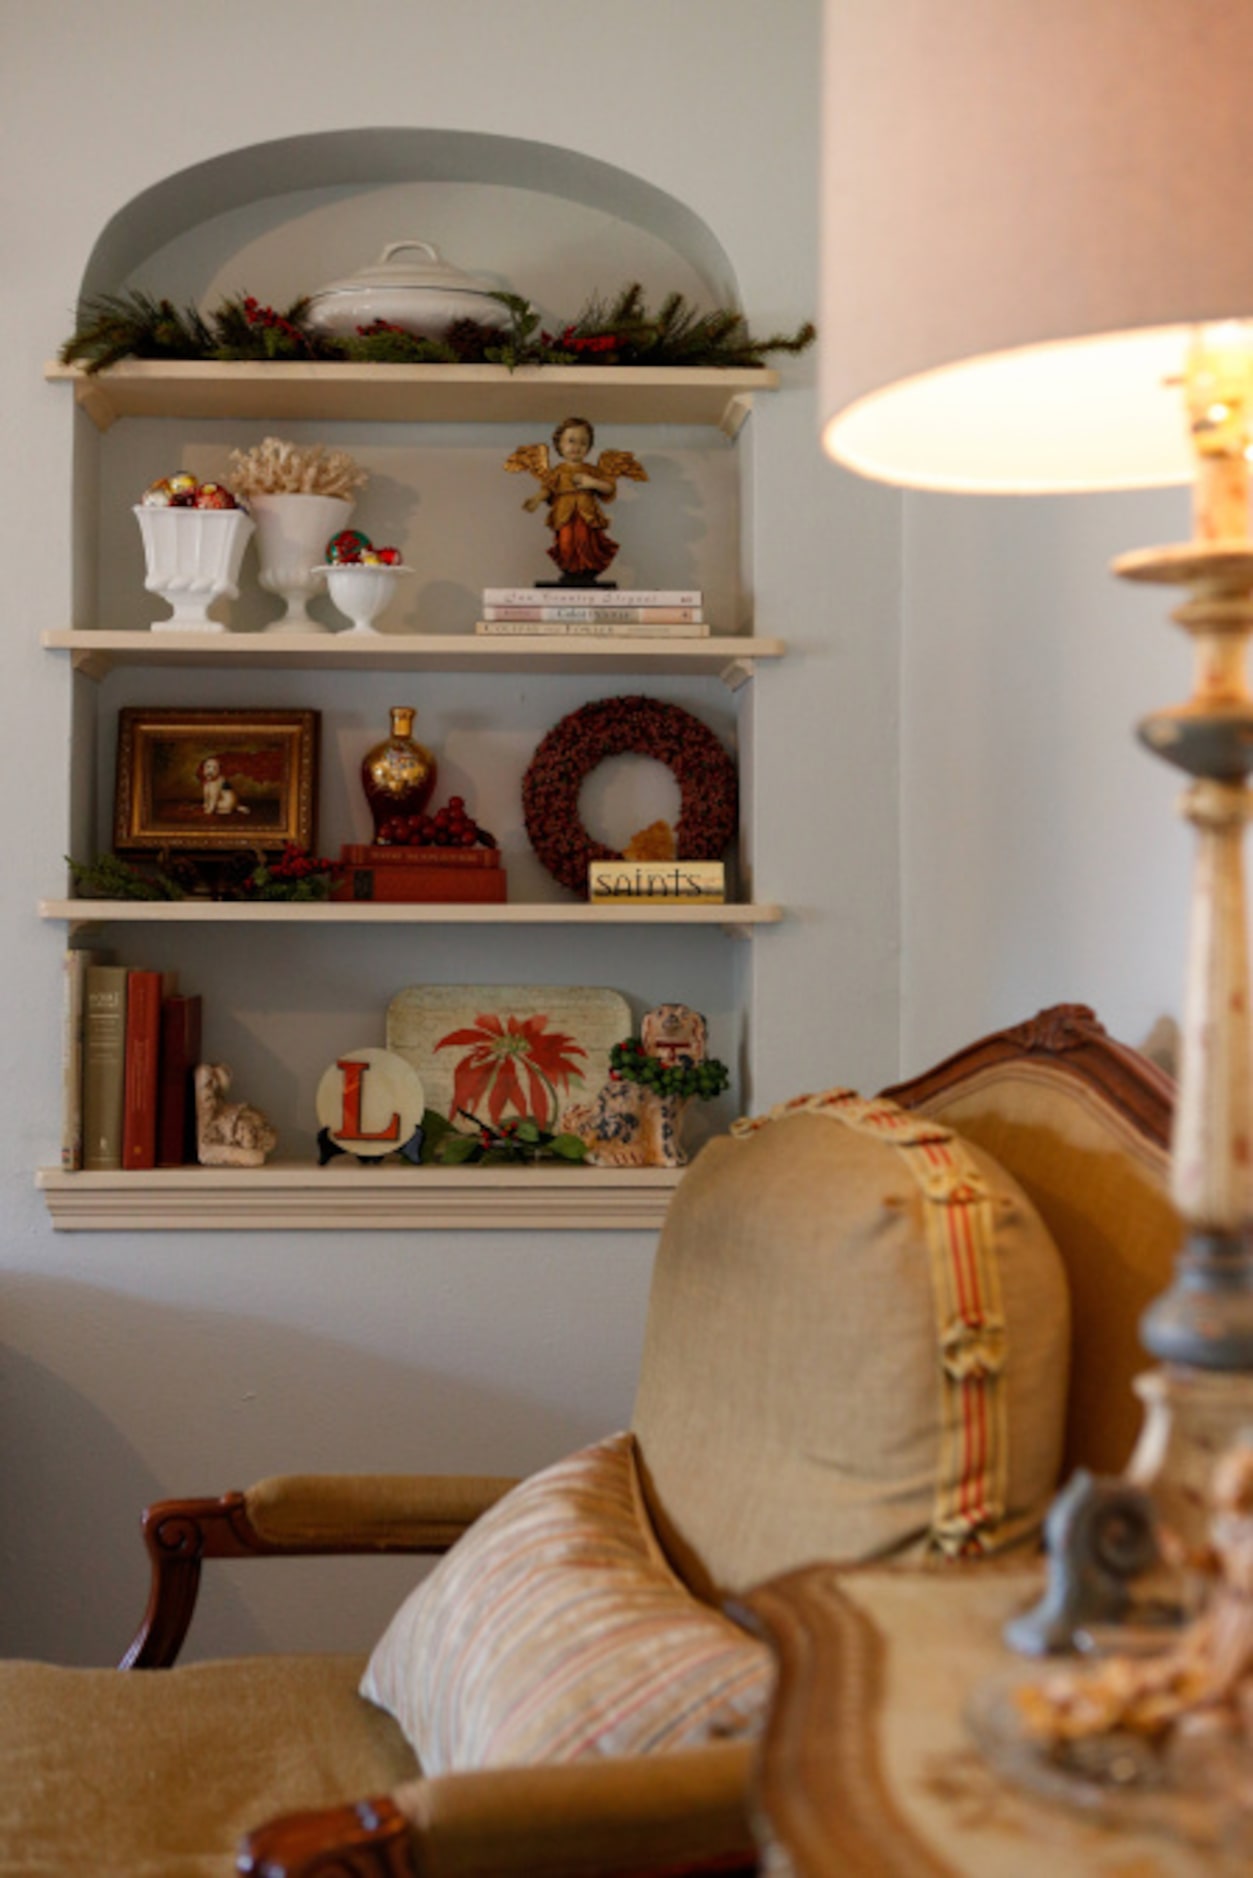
[{"xmin": 820, "ymin": 0, "xmax": 1253, "ymax": 492}]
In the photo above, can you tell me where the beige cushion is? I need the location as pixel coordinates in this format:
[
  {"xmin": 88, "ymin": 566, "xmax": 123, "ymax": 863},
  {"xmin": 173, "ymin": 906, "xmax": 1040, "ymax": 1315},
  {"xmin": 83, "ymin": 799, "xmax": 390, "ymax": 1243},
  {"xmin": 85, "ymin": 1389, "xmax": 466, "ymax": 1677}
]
[
  {"xmin": 909, "ymin": 1058, "xmax": 1178, "ymax": 1476},
  {"xmin": 632, "ymin": 1090, "xmax": 1072, "ymax": 1599},
  {"xmin": 361, "ymin": 1431, "xmax": 771, "ymax": 1774},
  {"xmin": 0, "ymin": 1653, "xmax": 416, "ymax": 1877}
]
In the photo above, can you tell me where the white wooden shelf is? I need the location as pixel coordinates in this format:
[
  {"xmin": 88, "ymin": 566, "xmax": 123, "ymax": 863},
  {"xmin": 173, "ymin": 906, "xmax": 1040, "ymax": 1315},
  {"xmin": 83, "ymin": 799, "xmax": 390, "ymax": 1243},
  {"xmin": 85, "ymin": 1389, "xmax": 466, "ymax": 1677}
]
[
  {"xmin": 36, "ymin": 1161, "xmax": 684, "ymax": 1232},
  {"xmin": 45, "ymin": 360, "xmax": 776, "ymax": 437},
  {"xmin": 43, "ymin": 628, "xmax": 782, "ymax": 688},
  {"xmin": 40, "ymin": 898, "xmax": 783, "ymax": 934},
  {"xmin": 44, "ymin": 355, "xmax": 776, "ymax": 1235}
]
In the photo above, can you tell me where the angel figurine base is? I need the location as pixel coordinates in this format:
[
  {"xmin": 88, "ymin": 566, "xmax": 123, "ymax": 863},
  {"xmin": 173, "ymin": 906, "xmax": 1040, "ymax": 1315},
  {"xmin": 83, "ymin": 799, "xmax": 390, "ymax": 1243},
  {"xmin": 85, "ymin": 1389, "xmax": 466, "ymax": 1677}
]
[{"xmin": 535, "ymin": 577, "xmax": 618, "ymax": 589}]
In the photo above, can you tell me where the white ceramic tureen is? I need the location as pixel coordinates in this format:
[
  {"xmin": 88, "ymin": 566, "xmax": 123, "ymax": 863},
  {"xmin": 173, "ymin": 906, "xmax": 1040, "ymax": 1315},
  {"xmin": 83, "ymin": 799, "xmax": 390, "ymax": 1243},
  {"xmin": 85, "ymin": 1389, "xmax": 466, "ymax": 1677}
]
[{"xmin": 304, "ymin": 240, "xmax": 512, "ymax": 340}]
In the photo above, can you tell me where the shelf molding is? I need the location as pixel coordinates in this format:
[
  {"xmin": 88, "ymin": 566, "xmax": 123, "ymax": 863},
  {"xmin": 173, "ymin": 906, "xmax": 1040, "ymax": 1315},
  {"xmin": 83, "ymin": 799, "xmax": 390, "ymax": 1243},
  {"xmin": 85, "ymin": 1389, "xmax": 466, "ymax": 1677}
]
[
  {"xmin": 36, "ymin": 1162, "xmax": 683, "ymax": 1232},
  {"xmin": 42, "ymin": 628, "xmax": 785, "ymax": 685},
  {"xmin": 39, "ymin": 898, "xmax": 783, "ymax": 936},
  {"xmin": 45, "ymin": 359, "xmax": 778, "ymax": 437}
]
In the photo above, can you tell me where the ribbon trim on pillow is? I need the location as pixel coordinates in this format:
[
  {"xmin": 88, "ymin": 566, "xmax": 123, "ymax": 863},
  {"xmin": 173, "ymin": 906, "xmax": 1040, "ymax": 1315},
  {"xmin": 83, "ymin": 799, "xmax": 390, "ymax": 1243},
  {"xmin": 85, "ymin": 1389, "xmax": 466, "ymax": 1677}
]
[{"xmin": 731, "ymin": 1090, "xmax": 1010, "ymax": 1558}]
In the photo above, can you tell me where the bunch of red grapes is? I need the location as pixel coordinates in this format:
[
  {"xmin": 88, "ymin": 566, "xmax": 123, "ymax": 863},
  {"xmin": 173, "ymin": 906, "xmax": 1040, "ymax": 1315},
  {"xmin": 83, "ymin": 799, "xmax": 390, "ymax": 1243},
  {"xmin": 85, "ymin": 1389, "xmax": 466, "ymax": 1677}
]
[{"xmin": 375, "ymin": 795, "xmax": 498, "ymax": 849}]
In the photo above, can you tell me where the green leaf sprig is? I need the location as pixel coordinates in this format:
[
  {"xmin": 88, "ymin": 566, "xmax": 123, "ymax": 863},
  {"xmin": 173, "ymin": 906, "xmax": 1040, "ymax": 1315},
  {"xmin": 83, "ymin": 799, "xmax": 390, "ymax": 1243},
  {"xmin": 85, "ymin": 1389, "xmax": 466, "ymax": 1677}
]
[{"xmin": 427, "ymin": 1108, "xmax": 588, "ymax": 1166}]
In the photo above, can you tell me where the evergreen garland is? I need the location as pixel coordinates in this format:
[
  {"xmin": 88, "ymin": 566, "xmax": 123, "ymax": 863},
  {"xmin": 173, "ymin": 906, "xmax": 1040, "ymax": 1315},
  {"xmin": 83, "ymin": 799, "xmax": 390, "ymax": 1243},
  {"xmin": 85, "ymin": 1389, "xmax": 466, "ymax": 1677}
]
[
  {"xmin": 609, "ymin": 1037, "xmax": 730, "ymax": 1101},
  {"xmin": 60, "ymin": 283, "xmax": 814, "ymax": 375},
  {"xmin": 66, "ymin": 852, "xmax": 187, "ymax": 899}
]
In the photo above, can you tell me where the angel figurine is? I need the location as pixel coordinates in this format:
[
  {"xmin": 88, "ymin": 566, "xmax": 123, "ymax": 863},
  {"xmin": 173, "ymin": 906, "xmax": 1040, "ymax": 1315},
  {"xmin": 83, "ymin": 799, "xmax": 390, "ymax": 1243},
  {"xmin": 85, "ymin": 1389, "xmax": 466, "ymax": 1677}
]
[{"xmin": 505, "ymin": 416, "xmax": 648, "ymax": 585}]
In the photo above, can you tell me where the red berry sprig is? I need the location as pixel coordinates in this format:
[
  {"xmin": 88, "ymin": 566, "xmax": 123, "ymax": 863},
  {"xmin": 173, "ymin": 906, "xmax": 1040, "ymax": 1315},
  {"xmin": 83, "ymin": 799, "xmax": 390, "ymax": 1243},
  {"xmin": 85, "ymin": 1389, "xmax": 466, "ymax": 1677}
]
[{"xmin": 242, "ymin": 296, "xmax": 313, "ymax": 351}]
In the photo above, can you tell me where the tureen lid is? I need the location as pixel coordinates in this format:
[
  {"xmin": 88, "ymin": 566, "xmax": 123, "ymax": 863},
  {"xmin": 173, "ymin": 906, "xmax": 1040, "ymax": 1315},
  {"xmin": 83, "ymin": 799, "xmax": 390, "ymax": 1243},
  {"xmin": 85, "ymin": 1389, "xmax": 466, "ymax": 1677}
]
[{"xmin": 309, "ymin": 240, "xmax": 500, "ymax": 300}]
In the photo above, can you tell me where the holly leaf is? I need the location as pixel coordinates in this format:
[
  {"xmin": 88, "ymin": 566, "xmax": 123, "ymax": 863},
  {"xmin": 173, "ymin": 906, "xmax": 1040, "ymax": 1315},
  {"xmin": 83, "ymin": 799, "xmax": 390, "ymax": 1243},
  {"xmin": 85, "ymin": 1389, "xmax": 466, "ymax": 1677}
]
[
  {"xmin": 418, "ymin": 1110, "xmax": 455, "ymax": 1164},
  {"xmin": 548, "ymin": 1133, "xmax": 589, "ymax": 1162},
  {"xmin": 438, "ymin": 1134, "xmax": 480, "ymax": 1165}
]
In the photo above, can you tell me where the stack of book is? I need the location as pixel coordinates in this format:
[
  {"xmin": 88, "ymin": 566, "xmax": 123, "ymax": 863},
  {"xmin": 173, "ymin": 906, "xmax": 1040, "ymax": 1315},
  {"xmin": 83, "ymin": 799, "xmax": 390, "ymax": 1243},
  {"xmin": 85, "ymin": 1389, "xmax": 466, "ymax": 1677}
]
[
  {"xmin": 476, "ymin": 588, "xmax": 708, "ymax": 638},
  {"xmin": 62, "ymin": 952, "xmax": 202, "ymax": 1173}
]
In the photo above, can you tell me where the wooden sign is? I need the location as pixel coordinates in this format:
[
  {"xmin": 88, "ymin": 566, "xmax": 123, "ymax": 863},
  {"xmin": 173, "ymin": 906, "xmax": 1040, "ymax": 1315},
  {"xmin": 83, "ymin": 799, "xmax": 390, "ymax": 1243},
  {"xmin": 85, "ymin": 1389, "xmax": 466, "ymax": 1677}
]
[{"xmin": 588, "ymin": 861, "xmax": 726, "ymax": 904}]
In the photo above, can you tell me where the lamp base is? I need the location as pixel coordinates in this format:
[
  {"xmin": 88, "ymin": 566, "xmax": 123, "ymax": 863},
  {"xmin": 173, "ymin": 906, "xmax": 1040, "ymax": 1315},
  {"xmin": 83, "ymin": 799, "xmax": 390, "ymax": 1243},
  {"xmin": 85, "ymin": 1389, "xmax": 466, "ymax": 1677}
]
[
  {"xmin": 1127, "ymin": 1364, "xmax": 1253, "ymax": 1563},
  {"xmin": 1140, "ymin": 1228, "xmax": 1253, "ymax": 1369}
]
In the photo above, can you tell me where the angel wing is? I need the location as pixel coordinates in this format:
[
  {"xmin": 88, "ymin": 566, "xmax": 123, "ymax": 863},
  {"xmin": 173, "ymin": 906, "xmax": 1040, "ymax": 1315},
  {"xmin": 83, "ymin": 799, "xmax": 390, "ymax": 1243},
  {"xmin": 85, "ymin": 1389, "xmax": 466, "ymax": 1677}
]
[
  {"xmin": 504, "ymin": 443, "xmax": 550, "ymax": 478},
  {"xmin": 595, "ymin": 449, "xmax": 649, "ymax": 483}
]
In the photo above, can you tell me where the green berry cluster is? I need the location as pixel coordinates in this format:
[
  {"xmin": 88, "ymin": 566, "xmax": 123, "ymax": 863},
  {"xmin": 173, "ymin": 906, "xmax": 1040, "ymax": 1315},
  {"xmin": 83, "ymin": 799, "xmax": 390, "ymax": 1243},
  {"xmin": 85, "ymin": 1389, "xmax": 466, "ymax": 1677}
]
[{"xmin": 609, "ymin": 1038, "xmax": 730, "ymax": 1102}]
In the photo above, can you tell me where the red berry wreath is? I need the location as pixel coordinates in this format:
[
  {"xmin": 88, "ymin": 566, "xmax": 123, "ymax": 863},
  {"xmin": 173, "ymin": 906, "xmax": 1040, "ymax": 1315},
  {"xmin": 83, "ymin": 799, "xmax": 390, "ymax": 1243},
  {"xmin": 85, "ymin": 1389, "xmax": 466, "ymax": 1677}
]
[{"xmin": 522, "ymin": 695, "xmax": 739, "ymax": 897}]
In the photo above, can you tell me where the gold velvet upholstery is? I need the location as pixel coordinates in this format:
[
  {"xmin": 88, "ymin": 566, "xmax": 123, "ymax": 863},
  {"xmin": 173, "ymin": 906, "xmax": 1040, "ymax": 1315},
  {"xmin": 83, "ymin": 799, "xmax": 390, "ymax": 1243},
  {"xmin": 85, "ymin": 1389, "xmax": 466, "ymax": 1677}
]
[
  {"xmin": 0, "ymin": 1655, "xmax": 416, "ymax": 1877},
  {"xmin": 244, "ymin": 1470, "xmax": 517, "ymax": 1547}
]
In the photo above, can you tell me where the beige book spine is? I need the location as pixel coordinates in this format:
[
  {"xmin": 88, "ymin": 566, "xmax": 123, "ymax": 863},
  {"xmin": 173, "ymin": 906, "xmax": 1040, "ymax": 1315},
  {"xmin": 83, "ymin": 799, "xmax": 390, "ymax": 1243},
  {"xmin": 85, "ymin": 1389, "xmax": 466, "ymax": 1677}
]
[{"xmin": 59, "ymin": 947, "xmax": 96, "ymax": 1171}]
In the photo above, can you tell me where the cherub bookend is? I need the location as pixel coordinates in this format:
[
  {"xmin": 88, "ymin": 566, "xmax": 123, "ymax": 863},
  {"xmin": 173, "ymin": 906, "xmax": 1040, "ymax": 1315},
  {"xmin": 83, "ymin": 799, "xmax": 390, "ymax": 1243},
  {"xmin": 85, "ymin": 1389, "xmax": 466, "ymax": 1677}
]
[
  {"xmin": 505, "ymin": 416, "xmax": 648, "ymax": 587},
  {"xmin": 561, "ymin": 1003, "xmax": 728, "ymax": 1167}
]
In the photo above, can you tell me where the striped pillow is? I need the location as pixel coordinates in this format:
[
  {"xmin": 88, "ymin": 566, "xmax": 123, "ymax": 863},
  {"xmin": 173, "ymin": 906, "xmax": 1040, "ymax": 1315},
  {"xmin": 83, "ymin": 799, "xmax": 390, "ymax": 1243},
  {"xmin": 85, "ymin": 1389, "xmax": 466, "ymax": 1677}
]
[{"xmin": 359, "ymin": 1432, "xmax": 771, "ymax": 1774}]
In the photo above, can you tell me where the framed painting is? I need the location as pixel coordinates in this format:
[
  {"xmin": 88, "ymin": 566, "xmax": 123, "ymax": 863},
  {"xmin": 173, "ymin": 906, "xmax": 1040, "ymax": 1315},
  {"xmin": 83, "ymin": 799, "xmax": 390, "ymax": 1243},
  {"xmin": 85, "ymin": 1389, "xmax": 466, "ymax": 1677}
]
[
  {"xmin": 386, "ymin": 984, "xmax": 631, "ymax": 1131},
  {"xmin": 113, "ymin": 708, "xmax": 319, "ymax": 854}
]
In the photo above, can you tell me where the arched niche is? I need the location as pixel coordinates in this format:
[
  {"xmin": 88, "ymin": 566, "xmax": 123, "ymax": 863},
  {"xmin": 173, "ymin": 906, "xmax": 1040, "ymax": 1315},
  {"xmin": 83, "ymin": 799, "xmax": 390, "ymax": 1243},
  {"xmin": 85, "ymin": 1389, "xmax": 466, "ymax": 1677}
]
[{"xmin": 80, "ymin": 127, "xmax": 742, "ymax": 328}]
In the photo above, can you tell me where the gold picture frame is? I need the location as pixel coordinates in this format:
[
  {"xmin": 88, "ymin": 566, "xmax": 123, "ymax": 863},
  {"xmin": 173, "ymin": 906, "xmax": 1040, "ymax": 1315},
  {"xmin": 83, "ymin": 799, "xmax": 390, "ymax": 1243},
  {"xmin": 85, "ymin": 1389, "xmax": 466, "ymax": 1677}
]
[{"xmin": 113, "ymin": 708, "xmax": 319, "ymax": 854}]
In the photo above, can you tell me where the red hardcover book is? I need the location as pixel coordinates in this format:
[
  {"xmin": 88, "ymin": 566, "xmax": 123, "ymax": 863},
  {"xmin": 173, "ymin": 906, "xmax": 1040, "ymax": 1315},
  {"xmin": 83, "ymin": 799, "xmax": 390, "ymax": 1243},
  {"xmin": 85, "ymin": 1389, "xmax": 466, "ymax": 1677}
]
[
  {"xmin": 121, "ymin": 970, "xmax": 164, "ymax": 1170},
  {"xmin": 157, "ymin": 993, "xmax": 203, "ymax": 1168},
  {"xmin": 331, "ymin": 845, "xmax": 507, "ymax": 904}
]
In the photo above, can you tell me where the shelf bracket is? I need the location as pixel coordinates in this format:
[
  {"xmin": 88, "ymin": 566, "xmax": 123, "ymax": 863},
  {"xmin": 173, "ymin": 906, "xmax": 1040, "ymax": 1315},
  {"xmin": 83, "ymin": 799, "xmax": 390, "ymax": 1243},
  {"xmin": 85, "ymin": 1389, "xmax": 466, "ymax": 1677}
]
[
  {"xmin": 719, "ymin": 657, "xmax": 756, "ymax": 692},
  {"xmin": 719, "ymin": 392, "xmax": 755, "ymax": 441},
  {"xmin": 70, "ymin": 648, "xmax": 112, "ymax": 681},
  {"xmin": 72, "ymin": 376, "xmax": 118, "ymax": 434}
]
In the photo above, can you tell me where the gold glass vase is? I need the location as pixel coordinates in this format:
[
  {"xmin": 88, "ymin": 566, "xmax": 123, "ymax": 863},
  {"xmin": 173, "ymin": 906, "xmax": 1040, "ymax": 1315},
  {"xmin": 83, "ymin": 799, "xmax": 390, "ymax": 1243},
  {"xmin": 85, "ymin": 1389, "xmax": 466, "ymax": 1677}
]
[{"xmin": 362, "ymin": 705, "xmax": 438, "ymax": 842}]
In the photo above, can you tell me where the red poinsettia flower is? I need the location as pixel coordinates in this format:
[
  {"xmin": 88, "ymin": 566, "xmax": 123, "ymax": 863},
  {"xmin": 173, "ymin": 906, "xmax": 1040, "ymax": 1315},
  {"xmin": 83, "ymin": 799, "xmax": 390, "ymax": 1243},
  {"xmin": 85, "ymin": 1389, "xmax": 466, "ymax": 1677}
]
[{"xmin": 435, "ymin": 1013, "xmax": 588, "ymax": 1127}]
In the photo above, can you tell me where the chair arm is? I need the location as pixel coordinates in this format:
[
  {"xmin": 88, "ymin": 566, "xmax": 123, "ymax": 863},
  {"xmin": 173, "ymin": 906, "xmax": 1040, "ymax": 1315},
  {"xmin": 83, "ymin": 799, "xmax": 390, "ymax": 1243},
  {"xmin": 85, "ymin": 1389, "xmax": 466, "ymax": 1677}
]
[
  {"xmin": 242, "ymin": 1472, "xmax": 519, "ymax": 1549},
  {"xmin": 121, "ymin": 1473, "xmax": 518, "ymax": 1671},
  {"xmin": 239, "ymin": 1742, "xmax": 758, "ymax": 1878}
]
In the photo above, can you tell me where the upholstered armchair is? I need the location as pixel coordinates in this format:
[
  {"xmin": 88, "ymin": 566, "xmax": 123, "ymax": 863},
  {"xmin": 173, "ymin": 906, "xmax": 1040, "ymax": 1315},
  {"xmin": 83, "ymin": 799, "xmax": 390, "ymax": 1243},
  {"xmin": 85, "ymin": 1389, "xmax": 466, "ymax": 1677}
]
[{"xmin": 0, "ymin": 1004, "xmax": 1177, "ymax": 1878}]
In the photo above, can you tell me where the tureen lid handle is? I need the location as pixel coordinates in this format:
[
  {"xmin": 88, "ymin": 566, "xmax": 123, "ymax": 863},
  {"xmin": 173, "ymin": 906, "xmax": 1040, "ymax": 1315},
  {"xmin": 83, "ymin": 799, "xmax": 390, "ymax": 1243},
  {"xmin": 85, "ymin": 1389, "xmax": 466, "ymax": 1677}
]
[{"xmin": 380, "ymin": 240, "xmax": 441, "ymax": 264}]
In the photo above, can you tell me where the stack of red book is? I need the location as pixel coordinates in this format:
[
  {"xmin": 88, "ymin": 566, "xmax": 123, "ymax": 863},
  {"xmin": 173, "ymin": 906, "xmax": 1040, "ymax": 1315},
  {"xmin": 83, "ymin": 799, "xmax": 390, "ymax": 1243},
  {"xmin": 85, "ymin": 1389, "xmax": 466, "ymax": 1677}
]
[{"xmin": 331, "ymin": 845, "xmax": 507, "ymax": 904}]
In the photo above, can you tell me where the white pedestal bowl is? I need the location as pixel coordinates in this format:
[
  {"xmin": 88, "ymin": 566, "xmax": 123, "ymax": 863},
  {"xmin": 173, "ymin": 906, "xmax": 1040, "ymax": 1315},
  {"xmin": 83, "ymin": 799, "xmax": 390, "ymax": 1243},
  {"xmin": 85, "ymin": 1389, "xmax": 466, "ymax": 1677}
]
[
  {"xmin": 134, "ymin": 506, "xmax": 255, "ymax": 633},
  {"xmin": 315, "ymin": 563, "xmax": 414, "ymax": 634}
]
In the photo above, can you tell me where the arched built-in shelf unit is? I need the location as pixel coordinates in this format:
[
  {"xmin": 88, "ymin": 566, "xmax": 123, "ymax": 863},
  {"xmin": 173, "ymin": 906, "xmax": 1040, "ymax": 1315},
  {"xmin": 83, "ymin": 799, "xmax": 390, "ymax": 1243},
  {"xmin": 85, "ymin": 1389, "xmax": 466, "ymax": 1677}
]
[{"xmin": 40, "ymin": 129, "xmax": 787, "ymax": 1229}]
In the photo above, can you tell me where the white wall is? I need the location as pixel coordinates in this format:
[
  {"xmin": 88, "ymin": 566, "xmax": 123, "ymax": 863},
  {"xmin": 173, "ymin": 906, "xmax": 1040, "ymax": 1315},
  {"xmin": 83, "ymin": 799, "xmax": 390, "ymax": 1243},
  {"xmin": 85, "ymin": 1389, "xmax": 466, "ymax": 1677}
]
[
  {"xmin": 0, "ymin": 0, "xmax": 903, "ymax": 1663},
  {"xmin": 898, "ymin": 484, "xmax": 1192, "ymax": 1072}
]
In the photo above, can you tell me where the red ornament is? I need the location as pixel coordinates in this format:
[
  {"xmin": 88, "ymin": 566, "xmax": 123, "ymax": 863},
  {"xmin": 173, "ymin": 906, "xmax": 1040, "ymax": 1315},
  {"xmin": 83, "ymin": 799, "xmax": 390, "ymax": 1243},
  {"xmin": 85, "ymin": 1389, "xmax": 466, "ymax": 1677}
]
[
  {"xmin": 326, "ymin": 528, "xmax": 372, "ymax": 564},
  {"xmin": 195, "ymin": 482, "xmax": 237, "ymax": 510}
]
